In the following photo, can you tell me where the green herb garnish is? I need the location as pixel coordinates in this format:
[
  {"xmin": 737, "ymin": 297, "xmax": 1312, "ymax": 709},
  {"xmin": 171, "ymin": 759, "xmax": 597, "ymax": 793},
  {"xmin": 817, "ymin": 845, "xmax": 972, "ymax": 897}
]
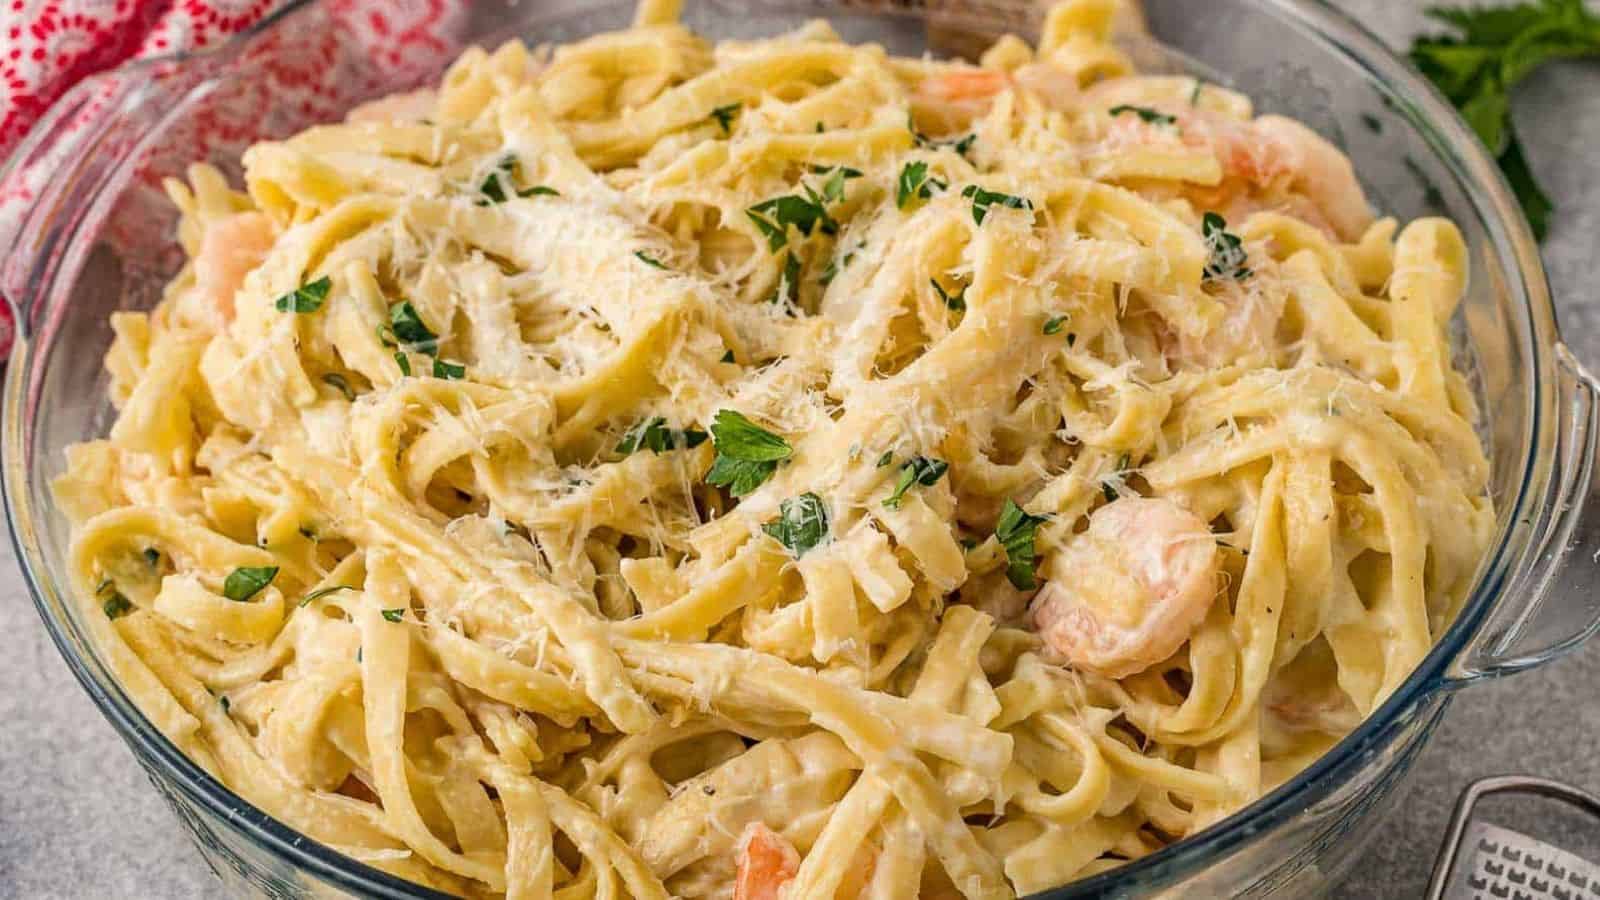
[
  {"xmin": 1408, "ymin": 0, "xmax": 1600, "ymax": 239},
  {"xmin": 142, "ymin": 547, "xmax": 161, "ymax": 569},
  {"xmin": 706, "ymin": 409, "xmax": 793, "ymax": 497},
  {"xmin": 432, "ymin": 358, "xmax": 465, "ymax": 380},
  {"xmin": 321, "ymin": 372, "xmax": 356, "ymax": 400},
  {"xmin": 931, "ymin": 278, "xmax": 967, "ymax": 312},
  {"xmin": 710, "ymin": 102, "xmax": 741, "ymax": 134},
  {"xmin": 520, "ymin": 185, "xmax": 560, "ymax": 197},
  {"xmin": 896, "ymin": 160, "xmax": 946, "ymax": 209},
  {"xmin": 381, "ymin": 608, "xmax": 406, "ymax": 623},
  {"xmin": 961, "ymin": 185, "xmax": 1033, "ymax": 225},
  {"xmin": 1109, "ymin": 104, "xmax": 1176, "ymax": 126},
  {"xmin": 635, "ymin": 250, "xmax": 668, "ymax": 269},
  {"xmin": 876, "ymin": 450, "xmax": 894, "ymax": 468},
  {"xmin": 388, "ymin": 301, "xmax": 439, "ymax": 352},
  {"xmin": 274, "ymin": 276, "xmax": 332, "ymax": 314},
  {"xmin": 223, "ymin": 566, "xmax": 279, "ymax": 602},
  {"xmin": 394, "ymin": 352, "xmax": 412, "ymax": 376},
  {"xmin": 761, "ymin": 492, "xmax": 831, "ymax": 557},
  {"xmin": 747, "ymin": 190, "xmax": 837, "ymax": 251},
  {"xmin": 1201, "ymin": 212, "xmax": 1252, "ymax": 282},
  {"xmin": 616, "ymin": 417, "xmax": 709, "ymax": 455},
  {"xmin": 995, "ymin": 499, "xmax": 1048, "ymax": 590},
  {"xmin": 300, "ymin": 585, "xmax": 354, "ymax": 607},
  {"xmin": 477, "ymin": 155, "xmax": 520, "ymax": 204},
  {"xmin": 770, "ymin": 251, "xmax": 801, "ymax": 306},
  {"xmin": 883, "ymin": 456, "xmax": 949, "ymax": 509},
  {"xmin": 1043, "ymin": 315, "xmax": 1068, "ymax": 335},
  {"xmin": 102, "ymin": 592, "xmax": 134, "ymax": 620}
]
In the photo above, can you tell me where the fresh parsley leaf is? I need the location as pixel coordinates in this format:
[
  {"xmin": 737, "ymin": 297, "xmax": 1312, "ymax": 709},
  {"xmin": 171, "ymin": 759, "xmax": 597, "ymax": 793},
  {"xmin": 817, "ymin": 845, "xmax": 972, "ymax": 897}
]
[
  {"xmin": 820, "ymin": 167, "xmax": 851, "ymax": 203},
  {"xmin": 388, "ymin": 301, "xmax": 438, "ymax": 352},
  {"xmin": 930, "ymin": 278, "xmax": 967, "ymax": 312},
  {"xmin": 616, "ymin": 417, "xmax": 709, "ymax": 455},
  {"xmin": 909, "ymin": 115, "xmax": 978, "ymax": 160},
  {"xmin": 223, "ymin": 566, "xmax": 279, "ymax": 602},
  {"xmin": 747, "ymin": 194, "xmax": 830, "ymax": 251},
  {"xmin": 432, "ymin": 358, "xmax": 466, "ymax": 380},
  {"xmin": 896, "ymin": 160, "xmax": 946, "ymax": 209},
  {"xmin": 322, "ymin": 372, "xmax": 357, "ymax": 400},
  {"xmin": 720, "ymin": 349, "xmax": 736, "ymax": 363},
  {"xmin": 710, "ymin": 102, "xmax": 741, "ymax": 134},
  {"xmin": 1043, "ymin": 315, "xmax": 1068, "ymax": 335},
  {"xmin": 820, "ymin": 245, "xmax": 858, "ymax": 287},
  {"xmin": 143, "ymin": 547, "xmax": 161, "ymax": 568},
  {"xmin": 477, "ymin": 154, "xmax": 520, "ymax": 204},
  {"xmin": 1408, "ymin": 0, "xmax": 1600, "ymax": 239},
  {"xmin": 394, "ymin": 351, "xmax": 412, "ymax": 376},
  {"xmin": 219, "ymin": 695, "xmax": 231, "ymax": 713},
  {"xmin": 876, "ymin": 450, "xmax": 894, "ymax": 468},
  {"xmin": 635, "ymin": 250, "xmax": 668, "ymax": 269},
  {"xmin": 883, "ymin": 456, "xmax": 949, "ymax": 509},
  {"xmin": 995, "ymin": 499, "xmax": 1048, "ymax": 590},
  {"xmin": 1201, "ymin": 212, "xmax": 1252, "ymax": 282},
  {"xmin": 761, "ymin": 492, "xmax": 830, "ymax": 557},
  {"xmin": 961, "ymin": 185, "xmax": 1033, "ymax": 225},
  {"xmin": 381, "ymin": 608, "xmax": 406, "ymax": 623},
  {"xmin": 770, "ymin": 251, "xmax": 801, "ymax": 306},
  {"xmin": 274, "ymin": 276, "xmax": 332, "ymax": 314},
  {"xmin": 519, "ymin": 185, "xmax": 560, "ymax": 197},
  {"xmin": 706, "ymin": 409, "xmax": 792, "ymax": 497},
  {"xmin": 102, "ymin": 592, "xmax": 134, "ymax": 619},
  {"xmin": 950, "ymin": 133, "xmax": 977, "ymax": 159},
  {"xmin": 1109, "ymin": 104, "xmax": 1177, "ymax": 126}
]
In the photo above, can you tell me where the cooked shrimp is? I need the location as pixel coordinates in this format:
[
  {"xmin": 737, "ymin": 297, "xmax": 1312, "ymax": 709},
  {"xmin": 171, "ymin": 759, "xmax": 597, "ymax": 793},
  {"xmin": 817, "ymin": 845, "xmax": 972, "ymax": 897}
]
[
  {"xmin": 911, "ymin": 62, "xmax": 1079, "ymax": 132},
  {"xmin": 1029, "ymin": 497, "xmax": 1219, "ymax": 678},
  {"xmin": 193, "ymin": 211, "xmax": 275, "ymax": 330},
  {"xmin": 345, "ymin": 88, "xmax": 437, "ymax": 124},
  {"xmin": 733, "ymin": 822, "xmax": 799, "ymax": 900}
]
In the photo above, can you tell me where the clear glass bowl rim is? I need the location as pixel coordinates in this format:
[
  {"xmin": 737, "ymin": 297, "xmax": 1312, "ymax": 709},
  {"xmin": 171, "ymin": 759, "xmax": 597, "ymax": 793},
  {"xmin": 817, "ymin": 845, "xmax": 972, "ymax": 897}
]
[{"xmin": 0, "ymin": 0, "xmax": 1560, "ymax": 897}]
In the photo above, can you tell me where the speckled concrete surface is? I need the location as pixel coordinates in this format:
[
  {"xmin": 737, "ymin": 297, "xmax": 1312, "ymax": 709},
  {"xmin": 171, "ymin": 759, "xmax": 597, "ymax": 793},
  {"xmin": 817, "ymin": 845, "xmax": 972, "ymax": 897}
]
[{"xmin": 3, "ymin": 2, "xmax": 1600, "ymax": 898}]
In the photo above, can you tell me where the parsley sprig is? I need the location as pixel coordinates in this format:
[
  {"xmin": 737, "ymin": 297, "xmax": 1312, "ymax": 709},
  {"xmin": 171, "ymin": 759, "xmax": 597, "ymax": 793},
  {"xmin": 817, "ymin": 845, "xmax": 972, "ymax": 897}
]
[
  {"xmin": 223, "ymin": 566, "xmax": 279, "ymax": 602},
  {"xmin": 961, "ymin": 185, "xmax": 1033, "ymax": 225},
  {"xmin": 995, "ymin": 499, "xmax": 1049, "ymax": 590},
  {"xmin": 896, "ymin": 161, "xmax": 947, "ymax": 209},
  {"xmin": 1409, "ymin": 0, "xmax": 1600, "ymax": 239},
  {"xmin": 706, "ymin": 410, "xmax": 793, "ymax": 496}
]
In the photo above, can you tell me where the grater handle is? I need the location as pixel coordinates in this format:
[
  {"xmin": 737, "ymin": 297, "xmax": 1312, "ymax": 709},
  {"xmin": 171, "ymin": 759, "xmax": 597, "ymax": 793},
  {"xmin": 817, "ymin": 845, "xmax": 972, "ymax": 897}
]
[{"xmin": 1447, "ymin": 344, "xmax": 1600, "ymax": 683}]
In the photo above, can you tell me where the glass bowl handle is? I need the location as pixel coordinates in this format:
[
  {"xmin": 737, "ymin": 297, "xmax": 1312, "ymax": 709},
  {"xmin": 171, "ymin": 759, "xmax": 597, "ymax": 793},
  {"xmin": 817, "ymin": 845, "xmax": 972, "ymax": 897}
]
[{"xmin": 1448, "ymin": 343, "xmax": 1600, "ymax": 683}]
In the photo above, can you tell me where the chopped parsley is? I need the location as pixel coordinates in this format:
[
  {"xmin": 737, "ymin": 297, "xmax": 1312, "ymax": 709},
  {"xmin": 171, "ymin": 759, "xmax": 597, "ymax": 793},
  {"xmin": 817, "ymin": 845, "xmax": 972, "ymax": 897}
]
[
  {"xmin": 219, "ymin": 695, "xmax": 231, "ymax": 713},
  {"xmin": 477, "ymin": 155, "xmax": 520, "ymax": 205},
  {"xmin": 1109, "ymin": 104, "xmax": 1177, "ymax": 126},
  {"xmin": 706, "ymin": 409, "xmax": 792, "ymax": 497},
  {"xmin": 910, "ymin": 117, "xmax": 978, "ymax": 161},
  {"xmin": 961, "ymin": 185, "xmax": 1033, "ymax": 225},
  {"xmin": 273, "ymin": 276, "xmax": 332, "ymax": 314},
  {"xmin": 896, "ymin": 160, "xmax": 946, "ymax": 209},
  {"xmin": 819, "ymin": 166, "xmax": 853, "ymax": 203},
  {"xmin": 388, "ymin": 301, "xmax": 439, "ymax": 352},
  {"xmin": 394, "ymin": 352, "xmax": 412, "ymax": 376},
  {"xmin": 746, "ymin": 189, "xmax": 838, "ymax": 252},
  {"xmin": 634, "ymin": 250, "xmax": 668, "ymax": 269},
  {"xmin": 770, "ymin": 251, "xmax": 801, "ymax": 306},
  {"xmin": 820, "ymin": 244, "xmax": 860, "ymax": 287},
  {"xmin": 710, "ymin": 102, "xmax": 741, "ymax": 134},
  {"xmin": 1200, "ymin": 212, "xmax": 1252, "ymax": 282},
  {"xmin": 142, "ymin": 547, "xmax": 161, "ymax": 568},
  {"xmin": 381, "ymin": 608, "xmax": 406, "ymax": 623},
  {"xmin": 931, "ymin": 278, "xmax": 967, "ymax": 312},
  {"xmin": 321, "ymin": 372, "xmax": 356, "ymax": 400},
  {"xmin": 616, "ymin": 417, "xmax": 709, "ymax": 455},
  {"xmin": 300, "ymin": 585, "xmax": 354, "ymax": 607},
  {"xmin": 876, "ymin": 450, "xmax": 894, "ymax": 468},
  {"xmin": 883, "ymin": 456, "xmax": 949, "ymax": 509},
  {"xmin": 223, "ymin": 566, "xmax": 279, "ymax": 602},
  {"xmin": 432, "ymin": 358, "xmax": 466, "ymax": 380},
  {"xmin": 720, "ymin": 349, "xmax": 736, "ymax": 363},
  {"xmin": 762, "ymin": 492, "xmax": 830, "ymax": 557},
  {"xmin": 995, "ymin": 499, "xmax": 1049, "ymax": 590},
  {"xmin": 102, "ymin": 592, "xmax": 134, "ymax": 620},
  {"xmin": 521, "ymin": 185, "xmax": 560, "ymax": 197}
]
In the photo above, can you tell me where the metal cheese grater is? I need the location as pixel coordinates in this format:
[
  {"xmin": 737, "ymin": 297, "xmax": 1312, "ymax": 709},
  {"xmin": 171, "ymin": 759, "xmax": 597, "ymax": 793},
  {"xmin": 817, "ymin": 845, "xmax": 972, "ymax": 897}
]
[{"xmin": 1428, "ymin": 776, "xmax": 1600, "ymax": 900}]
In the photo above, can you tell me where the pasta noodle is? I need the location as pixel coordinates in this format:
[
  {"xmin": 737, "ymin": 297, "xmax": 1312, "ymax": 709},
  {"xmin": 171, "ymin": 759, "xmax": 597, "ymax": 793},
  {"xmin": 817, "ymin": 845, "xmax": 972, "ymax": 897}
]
[{"xmin": 56, "ymin": 1, "xmax": 1494, "ymax": 896}]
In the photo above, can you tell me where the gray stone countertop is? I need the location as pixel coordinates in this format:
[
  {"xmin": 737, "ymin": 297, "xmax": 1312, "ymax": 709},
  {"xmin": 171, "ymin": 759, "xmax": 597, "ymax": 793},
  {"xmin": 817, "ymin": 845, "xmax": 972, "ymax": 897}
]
[{"xmin": 3, "ymin": 1, "xmax": 1600, "ymax": 897}]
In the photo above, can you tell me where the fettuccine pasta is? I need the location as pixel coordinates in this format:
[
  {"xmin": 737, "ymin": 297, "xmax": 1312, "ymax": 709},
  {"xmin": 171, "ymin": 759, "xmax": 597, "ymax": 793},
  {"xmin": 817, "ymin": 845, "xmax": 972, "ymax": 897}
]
[{"xmin": 56, "ymin": 0, "xmax": 1494, "ymax": 896}]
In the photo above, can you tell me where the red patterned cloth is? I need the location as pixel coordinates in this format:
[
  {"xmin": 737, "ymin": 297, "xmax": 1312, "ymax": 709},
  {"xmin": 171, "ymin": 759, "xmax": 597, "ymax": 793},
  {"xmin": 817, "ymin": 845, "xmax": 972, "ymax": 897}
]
[{"xmin": 0, "ymin": 0, "xmax": 463, "ymax": 358}]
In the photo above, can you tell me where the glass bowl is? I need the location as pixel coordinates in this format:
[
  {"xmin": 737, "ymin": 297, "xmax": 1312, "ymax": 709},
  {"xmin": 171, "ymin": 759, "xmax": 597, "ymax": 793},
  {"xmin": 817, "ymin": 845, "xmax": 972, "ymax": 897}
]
[{"xmin": 5, "ymin": 1, "xmax": 1600, "ymax": 897}]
